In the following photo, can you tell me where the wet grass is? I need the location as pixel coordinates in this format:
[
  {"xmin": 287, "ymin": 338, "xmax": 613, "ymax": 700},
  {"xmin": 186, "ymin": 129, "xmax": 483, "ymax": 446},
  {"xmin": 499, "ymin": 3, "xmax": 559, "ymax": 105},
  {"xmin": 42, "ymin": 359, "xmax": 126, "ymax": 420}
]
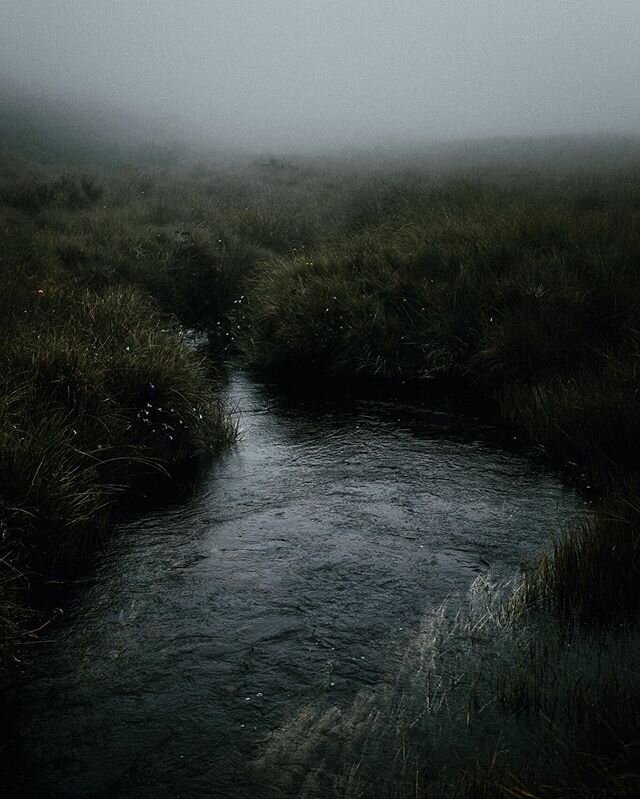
[
  {"xmin": 0, "ymin": 159, "xmax": 334, "ymax": 342},
  {"xmin": 0, "ymin": 269, "xmax": 235, "ymax": 677},
  {"xmin": 243, "ymin": 191, "xmax": 640, "ymax": 383},
  {"xmin": 259, "ymin": 575, "xmax": 640, "ymax": 799},
  {"xmin": 516, "ymin": 492, "xmax": 640, "ymax": 627}
]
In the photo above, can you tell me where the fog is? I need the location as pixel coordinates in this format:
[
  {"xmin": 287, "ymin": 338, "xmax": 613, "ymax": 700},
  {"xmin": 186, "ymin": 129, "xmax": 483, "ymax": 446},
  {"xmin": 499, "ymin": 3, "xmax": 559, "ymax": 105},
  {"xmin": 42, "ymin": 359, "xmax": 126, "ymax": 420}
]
[{"xmin": 1, "ymin": 1, "xmax": 639, "ymax": 152}]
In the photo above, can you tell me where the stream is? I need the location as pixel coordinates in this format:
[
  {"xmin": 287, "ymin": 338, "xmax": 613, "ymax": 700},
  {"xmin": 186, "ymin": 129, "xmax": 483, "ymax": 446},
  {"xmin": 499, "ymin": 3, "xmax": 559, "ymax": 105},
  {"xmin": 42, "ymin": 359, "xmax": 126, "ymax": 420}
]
[{"xmin": 11, "ymin": 371, "xmax": 582, "ymax": 798}]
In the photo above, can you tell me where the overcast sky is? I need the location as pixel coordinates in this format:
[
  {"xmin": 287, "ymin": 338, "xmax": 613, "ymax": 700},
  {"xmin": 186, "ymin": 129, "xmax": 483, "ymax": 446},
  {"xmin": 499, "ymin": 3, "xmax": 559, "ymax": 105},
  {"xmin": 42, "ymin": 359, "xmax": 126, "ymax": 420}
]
[{"xmin": 1, "ymin": 1, "xmax": 639, "ymax": 150}]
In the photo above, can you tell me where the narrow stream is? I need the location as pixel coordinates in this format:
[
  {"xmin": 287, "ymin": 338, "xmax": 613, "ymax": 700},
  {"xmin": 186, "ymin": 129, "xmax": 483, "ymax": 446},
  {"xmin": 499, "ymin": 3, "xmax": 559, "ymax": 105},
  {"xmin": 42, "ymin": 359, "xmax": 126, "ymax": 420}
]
[{"xmin": 12, "ymin": 372, "xmax": 582, "ymax": 798}]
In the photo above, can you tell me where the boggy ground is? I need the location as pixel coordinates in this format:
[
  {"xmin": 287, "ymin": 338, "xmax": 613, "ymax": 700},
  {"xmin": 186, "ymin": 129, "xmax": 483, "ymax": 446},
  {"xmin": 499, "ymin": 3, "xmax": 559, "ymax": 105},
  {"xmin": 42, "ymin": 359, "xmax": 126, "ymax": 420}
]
[{"xmin": 1, "ymin": 136, "xmax": 640, "ymax": 796}]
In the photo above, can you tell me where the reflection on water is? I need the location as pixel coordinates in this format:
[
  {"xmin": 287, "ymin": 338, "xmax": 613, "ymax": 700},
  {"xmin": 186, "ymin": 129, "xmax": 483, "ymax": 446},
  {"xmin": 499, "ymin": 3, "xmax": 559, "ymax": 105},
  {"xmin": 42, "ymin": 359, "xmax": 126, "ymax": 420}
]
[{"xmin": 13, "ymin": 372, "xmax": 581, "ymax": 798}]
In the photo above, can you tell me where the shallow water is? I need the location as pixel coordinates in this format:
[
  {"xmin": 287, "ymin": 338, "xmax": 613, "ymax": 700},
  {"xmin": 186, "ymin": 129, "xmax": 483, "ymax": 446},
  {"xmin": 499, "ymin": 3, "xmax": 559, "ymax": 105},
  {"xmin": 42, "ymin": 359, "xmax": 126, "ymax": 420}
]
[{"xmin": 12, "ymin": 372, "xmax": 581, "ymax": 798}]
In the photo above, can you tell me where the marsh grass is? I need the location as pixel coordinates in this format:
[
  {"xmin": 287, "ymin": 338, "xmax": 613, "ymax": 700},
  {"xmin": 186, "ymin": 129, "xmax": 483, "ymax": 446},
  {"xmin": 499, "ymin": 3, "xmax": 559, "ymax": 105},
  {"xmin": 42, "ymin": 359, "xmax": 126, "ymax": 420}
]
[
  {"xmin": 499, "ymin": 370, "xmax": 640, "ymax": 487},
  {"xmin": 259, "ymin": 575, "xmax": 640, "ymax": 799},
  {"xmin": 0, "ymin": 172, "xmax": 104, "ymax": 215},
  {"xmin": 0, "ymin": 267, "xmax": 235, "ymax": 676},
  {"xmin": 3, "ymin": 144, "xmax": 640, "ymax": 794},
  {"xmin": 243, "ymin": 197, "xmax": 640, "ymax": 386},
  {"xmin": 240, "ymin": 241, "xmax": 435, "ymax": 378},
  {"xmin": 515, "ymin": 492, "xmax": 640, "ymax": 627}
]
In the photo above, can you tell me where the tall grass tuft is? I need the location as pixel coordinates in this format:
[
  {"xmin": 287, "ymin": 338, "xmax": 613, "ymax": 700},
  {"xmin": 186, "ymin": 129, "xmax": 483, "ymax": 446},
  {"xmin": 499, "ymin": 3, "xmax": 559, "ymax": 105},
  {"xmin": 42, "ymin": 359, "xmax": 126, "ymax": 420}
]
[
  {"xmin": 0, "ymin": 270, "xmax": 235, "ymax": 673},
  {"xmin": 517, "ymin": 492, "xmax": 640, "ymax": 626}
]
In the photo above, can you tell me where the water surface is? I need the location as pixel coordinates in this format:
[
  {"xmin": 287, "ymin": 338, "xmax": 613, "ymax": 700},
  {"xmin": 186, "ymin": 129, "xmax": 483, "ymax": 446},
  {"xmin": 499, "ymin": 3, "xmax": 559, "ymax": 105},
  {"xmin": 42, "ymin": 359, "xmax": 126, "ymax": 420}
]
[{"xmin": 13, "ymin": 372, "xmax": 581, "ymax": 798}]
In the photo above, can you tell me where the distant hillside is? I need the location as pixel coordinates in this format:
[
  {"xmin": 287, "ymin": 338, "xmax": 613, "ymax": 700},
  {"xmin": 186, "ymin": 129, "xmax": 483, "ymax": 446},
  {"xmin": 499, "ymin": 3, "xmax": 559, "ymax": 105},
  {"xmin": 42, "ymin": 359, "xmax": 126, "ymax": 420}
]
[
  {"xmin": 426, "ymin": 133, "xmax": 640, "ymax": 173},
  {"xmin": 316, "ymin": 133, "xmax": 640, "ymax": 177},
  {"xmin": 0, "ymin": 81, "xmax": 183, "ymax": 167},
  {"xmin": 2, "ymin": 79, "xmax": 639, "ymax": 173}
]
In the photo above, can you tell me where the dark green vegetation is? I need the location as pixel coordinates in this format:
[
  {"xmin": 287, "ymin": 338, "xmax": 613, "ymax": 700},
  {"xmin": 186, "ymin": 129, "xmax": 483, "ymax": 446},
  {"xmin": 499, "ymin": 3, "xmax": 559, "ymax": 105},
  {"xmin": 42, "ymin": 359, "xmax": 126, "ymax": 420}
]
[
  {"xmin": 0, "ymin": 166, "xmax": 237, "ymax": 679},
  {"xmin": 1, "ymin": 125, "xmax": 640, "ymax": 796},
  {"xmin": 239, "ymin": 155, "xmax": 640, "ymax": 796}
]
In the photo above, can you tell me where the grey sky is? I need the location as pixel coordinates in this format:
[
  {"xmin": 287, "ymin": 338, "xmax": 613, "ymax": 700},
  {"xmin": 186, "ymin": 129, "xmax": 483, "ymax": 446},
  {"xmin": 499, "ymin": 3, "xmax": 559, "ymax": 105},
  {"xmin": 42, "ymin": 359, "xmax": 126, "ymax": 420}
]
[{"xmin": 1, "ymin": 1, "xmax": 639, "ymax": 150}]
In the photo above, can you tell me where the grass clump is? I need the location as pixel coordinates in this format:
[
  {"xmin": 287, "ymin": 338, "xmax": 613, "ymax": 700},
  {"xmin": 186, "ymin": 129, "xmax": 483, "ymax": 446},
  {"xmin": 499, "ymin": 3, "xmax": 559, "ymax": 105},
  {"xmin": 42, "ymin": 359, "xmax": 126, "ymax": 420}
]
[
  {"xmin": 516, "ymin": 492, "xmax": 640, "ymax": 627},
  {"xmin": 242, "ymin": 187, "xmax": 640, "ymax": 391},
  {"xmin": 0, "ymin": 269, "xmax": 234, "ymax": 673},
  {"xmin": 260, "ymin": 573, "xmax": 640, "ymax": 799},
  {"xmin": 241, "ymin": 240, "xmax": 434, "ymax": 379}
]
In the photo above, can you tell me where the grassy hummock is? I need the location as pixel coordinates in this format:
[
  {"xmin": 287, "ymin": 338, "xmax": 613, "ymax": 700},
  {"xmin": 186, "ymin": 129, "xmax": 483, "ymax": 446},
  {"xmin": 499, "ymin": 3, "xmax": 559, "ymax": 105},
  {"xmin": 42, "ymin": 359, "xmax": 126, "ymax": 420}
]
[{"xmin": 0, "ymin": 269, "xmax": 235, "ymax": 674}]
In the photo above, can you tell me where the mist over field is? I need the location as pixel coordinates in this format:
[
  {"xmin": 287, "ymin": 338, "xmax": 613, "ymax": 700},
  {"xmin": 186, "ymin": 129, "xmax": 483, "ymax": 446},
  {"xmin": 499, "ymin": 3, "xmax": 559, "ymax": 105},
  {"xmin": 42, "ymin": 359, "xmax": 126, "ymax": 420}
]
[{"xmin": 1, "ymin": 0, "xmax": 639, "ymax": 153}]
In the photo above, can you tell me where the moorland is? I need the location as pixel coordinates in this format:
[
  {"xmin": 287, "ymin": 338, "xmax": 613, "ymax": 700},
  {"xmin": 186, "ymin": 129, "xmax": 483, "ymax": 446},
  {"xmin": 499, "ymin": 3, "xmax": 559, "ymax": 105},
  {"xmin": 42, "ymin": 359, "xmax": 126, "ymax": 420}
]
[{"xmin": 1, "ymin": 123, "xmax": 640, "ymax": 796}]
